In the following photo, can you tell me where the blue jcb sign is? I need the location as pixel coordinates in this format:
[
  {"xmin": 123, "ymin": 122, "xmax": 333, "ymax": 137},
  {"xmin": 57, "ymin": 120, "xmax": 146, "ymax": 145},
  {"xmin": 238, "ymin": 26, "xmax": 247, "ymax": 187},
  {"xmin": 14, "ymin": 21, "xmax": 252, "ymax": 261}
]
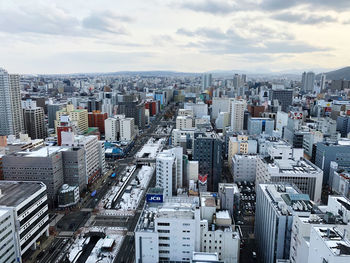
[{"xmin": 146, "ymin": 194, "xmax": 163, "ymax": 203}]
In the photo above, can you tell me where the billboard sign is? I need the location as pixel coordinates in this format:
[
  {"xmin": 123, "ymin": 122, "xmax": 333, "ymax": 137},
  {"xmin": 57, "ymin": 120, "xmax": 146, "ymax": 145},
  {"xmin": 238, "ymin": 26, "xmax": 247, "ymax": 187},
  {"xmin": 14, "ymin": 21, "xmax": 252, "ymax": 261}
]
[{"xmin": 146, "ymin": 194, "xmax": 163, "ymax": 203}]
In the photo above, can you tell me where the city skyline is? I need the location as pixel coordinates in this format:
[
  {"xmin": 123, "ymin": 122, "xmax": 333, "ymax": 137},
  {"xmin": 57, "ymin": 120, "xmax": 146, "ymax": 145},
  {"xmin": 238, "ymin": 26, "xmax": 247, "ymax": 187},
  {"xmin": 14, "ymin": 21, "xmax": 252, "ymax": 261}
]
[{"xmin": 1, "ymin": 0, "xmax": 350, "ymax": 74}]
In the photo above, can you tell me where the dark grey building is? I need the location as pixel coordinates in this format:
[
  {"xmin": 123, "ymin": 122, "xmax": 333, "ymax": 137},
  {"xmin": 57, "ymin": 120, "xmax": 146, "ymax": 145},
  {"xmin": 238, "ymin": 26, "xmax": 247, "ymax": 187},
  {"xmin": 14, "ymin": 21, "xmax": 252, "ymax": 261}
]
[
  {"xmin": 193, "ymin": 134, "xmax": 223, "ymax": 192},
  {"xmin": 315, "ymin": 140, "xmax": 350, "ymax": 184},
  {"xmin": 336, "ymin": 115, "xmax": 350, "ymax": 137},
  {"xmin": 23, "ymin": 106, "xmax": 47, "ymax": 139},
  {"xmin": 270, "ymin": 89, "xmax": 293, "ymax": 112},
  {"xmin": 47, "ymin": 104, "xmax": 63, "ymax": 129},
  {"xmin": 117, "ymin": 101, "xmax": 145, "ymax": 129},
  {"xmin": 62, "ymin": 147, "xmax": 86, "ymax": 192}
]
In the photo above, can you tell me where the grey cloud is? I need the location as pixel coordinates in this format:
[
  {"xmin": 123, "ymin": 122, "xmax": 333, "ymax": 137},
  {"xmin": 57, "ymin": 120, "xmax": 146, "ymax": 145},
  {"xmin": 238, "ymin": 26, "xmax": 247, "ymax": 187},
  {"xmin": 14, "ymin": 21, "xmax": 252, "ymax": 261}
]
[
  {"xmin": 0, "ymin": 8, "xmax": 132, "ymax": 37},
  {"xmin": 271, "ymin": 12, "xmax": 338, "ymax": 24},
  {"xmin": 177, "ymin": 26, "xmax": 329, "ymax": 55},
  {"xmin": 179, "ymin": 0, "xmax": 237, "ymax": 14},
  {"xmin": 177, "ymin": 0, "xmax": 350, "ymax": 14}
]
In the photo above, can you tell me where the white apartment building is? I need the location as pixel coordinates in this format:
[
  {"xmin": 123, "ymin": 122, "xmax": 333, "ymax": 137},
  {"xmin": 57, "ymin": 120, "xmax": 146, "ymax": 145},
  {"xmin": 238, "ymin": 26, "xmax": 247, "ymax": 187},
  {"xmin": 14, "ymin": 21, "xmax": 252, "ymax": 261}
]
[
  {"xmin": 156, "ymin": 152, "xmax": 177, "ymax": 197},
  {"xmin": 211, "ymin": 97, "xmax": 231, "ymax": 120},
  {"xmin": 200, "ymin": 211, "xmax": 240, "ymax": 263},
  {"xmin": 177, "ymin": 116, "xmax": 194, "ymax": 129},
  {"xmin": 120, "ymin": 117, "xmax": 135, "ymax": 141},
  {"xmin": 0, "ymin": 181, "xmax": 49, "ymax": 262},
  {"xmin": 255, "ymin": 183, "xmax": 313, "ymax": 263},
  {"xmin": 104, "ymin": 117, "xmax": 118, "ymax": 141},
  {"xmin": 104, "ymin": 114, "xmax": 125, "ymax": 141},
  {"xmin": 256, "ymin": 155, "xmax": 323, "ymax": 203},
  {"xmin": 230, "ymin": 100, "xmax": 246, "ymax": 132},
  {"xmin": 165, "ymin": 147, "xmax": 183, "ymax": 188},
  {"xmin": 135, "ymin": 197, "xmax": 201, "ymax": 263},
  {"xmin": 232, "ymin": 154, "xmax": 257, "ymax": 182}
]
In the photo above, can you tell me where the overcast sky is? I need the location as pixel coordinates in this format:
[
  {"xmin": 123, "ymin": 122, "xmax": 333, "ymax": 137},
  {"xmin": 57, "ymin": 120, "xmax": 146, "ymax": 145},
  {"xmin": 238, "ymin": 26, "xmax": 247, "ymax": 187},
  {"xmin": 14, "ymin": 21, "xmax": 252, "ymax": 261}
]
[{"xmin": 1, "ymin": 0, "xmax": 350, "ymax": 74}]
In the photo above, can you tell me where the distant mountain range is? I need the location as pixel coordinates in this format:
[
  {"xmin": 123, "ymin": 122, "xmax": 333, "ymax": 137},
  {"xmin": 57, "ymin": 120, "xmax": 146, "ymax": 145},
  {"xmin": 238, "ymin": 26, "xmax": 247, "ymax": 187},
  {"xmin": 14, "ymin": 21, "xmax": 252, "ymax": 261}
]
[{"xmin": 317, "ymin": 66, "xmax": 350, "ymax": 80}]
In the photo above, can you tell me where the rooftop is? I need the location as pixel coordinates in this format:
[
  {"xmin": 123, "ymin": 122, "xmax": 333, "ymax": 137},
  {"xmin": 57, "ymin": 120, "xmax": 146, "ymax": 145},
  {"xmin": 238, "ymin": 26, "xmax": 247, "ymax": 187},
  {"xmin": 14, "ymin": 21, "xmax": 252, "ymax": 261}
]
[
  {"xmin": 314, "ymin": 226, "xmax": 350, "ymax": 256},
  {"xmin": 0, "ymin": 181, "xmax": 45, "ymax": 207}
]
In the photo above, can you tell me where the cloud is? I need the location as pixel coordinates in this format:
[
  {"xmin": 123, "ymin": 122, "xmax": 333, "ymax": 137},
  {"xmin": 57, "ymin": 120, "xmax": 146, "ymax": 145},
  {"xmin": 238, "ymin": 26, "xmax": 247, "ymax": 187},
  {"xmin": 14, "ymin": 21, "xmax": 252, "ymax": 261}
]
[
  {"xmin": 177, "ymin": 0, "xmax": 350, "ymax": 14},
  {"xmin": 0, "ymin": 7, "xmax": 132, "ymax": 37},
  {"xmin": 271, "ymin": 11, "xmax": 338, "ymax": 24},
  {"xmin": 179, "ymin": 0, "xmax": 237, "ymax": 15},
  {"xmin": 177, "ymin": 26, "xmax": 329, "ymax": 55}
]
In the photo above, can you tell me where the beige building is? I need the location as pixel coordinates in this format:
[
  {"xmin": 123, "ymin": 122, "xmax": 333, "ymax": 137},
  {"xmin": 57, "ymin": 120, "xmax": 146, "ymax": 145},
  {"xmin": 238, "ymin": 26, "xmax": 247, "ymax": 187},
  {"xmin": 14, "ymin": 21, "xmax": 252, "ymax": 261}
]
[
  {"xmin": 176, "ymin": 115, "xmax": 194, "ymax": 129},
  {"xmin": 228, "ymin": 135, "xmax": 257, "ymax": 168},
  {"xmin": 55, "ymin": 104, "xmax": 88, "ymax": 134},
  {"xmin": 230, "ymin": 99, "xmax": 246, "ymax": 132}
]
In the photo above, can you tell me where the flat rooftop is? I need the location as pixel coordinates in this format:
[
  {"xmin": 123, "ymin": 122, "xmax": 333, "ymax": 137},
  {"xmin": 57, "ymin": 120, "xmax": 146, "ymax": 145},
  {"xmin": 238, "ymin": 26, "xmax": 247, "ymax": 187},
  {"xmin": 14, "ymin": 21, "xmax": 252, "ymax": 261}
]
[
  {"xmin": 0, "ymin": 181, "xmax": 45, "ymax": 207},
  {"xmin": 266, "ymin": 158, "xmax": 321, "ymax": 175},
  {"xmin": 314, "ymin": 226, "xmax": 350, "ymax": 256}
]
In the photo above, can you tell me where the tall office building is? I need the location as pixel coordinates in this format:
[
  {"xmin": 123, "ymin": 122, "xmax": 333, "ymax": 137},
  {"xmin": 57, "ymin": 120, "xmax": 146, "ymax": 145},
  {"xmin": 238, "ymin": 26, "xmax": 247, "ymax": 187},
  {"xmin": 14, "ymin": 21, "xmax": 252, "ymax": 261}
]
[
  {"xmin": 233, "ymin": 74, "xmax": 241, "ymax": 89},
  {"xmin": 3, "ymin": 147, "xmax": 64, "ymax": 205},
  {"xmin": 23, "ymin": 103, "xmax": 47, "ymax": 140},
  {"xmin": 202, "ymin": 73, "xmax": 212, "ymax": 91},
  {"xmin": 255, "ymin": 183, "xmax": 313, "ymax": 263},
  {"xmin": 0, "ymin": 68, "xmax": 24, "ymax": 136},
  {"xmin": 302, "ymin": 72, "xmax": 315, "ymax": 93},
  {"xmin": 193, "ymin": 134, "xmax": 223, "ymax": 192},
  {"xmin": 320, "ymin": 73, "xmax": 326, "ymax": 90},
  {"xmin": 270, "ymin": 89, "xmax": 293, "ymax": 112},
  {"xmin": 230, "ymin": 99, "xmax": 246, "ymax": 132}
]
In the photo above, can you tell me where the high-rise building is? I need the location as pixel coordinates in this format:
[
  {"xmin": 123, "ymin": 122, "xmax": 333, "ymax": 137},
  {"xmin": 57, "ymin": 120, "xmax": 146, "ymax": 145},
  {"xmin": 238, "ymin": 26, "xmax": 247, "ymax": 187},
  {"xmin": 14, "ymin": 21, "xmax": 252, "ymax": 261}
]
[
  {"xmin": 193, "ymin": 134, "xmax": 223, "ymax": 192},
  {"xmin": 156, "ymin": 151, "xmax": 177, "ymax": 197},
  {"xmin": 0, "ymin": 181, "xmax": 49, "ymax": 261},
  {"xmin": 0, "ymin": 69, "xmax": 24, "ymax": 136},
  {"xmin": 232, "ymin": 154, "xmax": 257, "ymax": 182},
  {"xmin": 230, "ymin": 100, "xmax": 246, "ymax": 132},
  {"xmin": 61, "ymin": 134, "xmax": 105, "ymax": 185},
  {"xmin": 320, "ymin": 73, "xmax": 326, "ymax": 90},
  {"xmin": 255, "ymin": 183, "xmax": 313, "ymax": 263},
  {"xmin": 233, "ymin": 74, "xmax": 241, "ymax": 89},
  {"xmin": 120, "ymin": 117, "xmax": 135, "ymax": 141},
  {"xmin": 302, "ymin": 72, "xmax": 315, "ymax": 93},
  {"xmin": 22, "ymin": 101, "xmax": 47, "ymax": 139},
  {"xmin": 315, "ymin": 140, "xmax": 350, "ymax": 184},
  {"xmin": 256, "ymin": 154, "xmax": 323, "ymax": 202},
  {"xmin": 270, "ymin": 89, "xmax": 293, "ymax": 112},
  {"xmin": 202, "ymin": 73, "xmax": 212, "ymax": 91}
]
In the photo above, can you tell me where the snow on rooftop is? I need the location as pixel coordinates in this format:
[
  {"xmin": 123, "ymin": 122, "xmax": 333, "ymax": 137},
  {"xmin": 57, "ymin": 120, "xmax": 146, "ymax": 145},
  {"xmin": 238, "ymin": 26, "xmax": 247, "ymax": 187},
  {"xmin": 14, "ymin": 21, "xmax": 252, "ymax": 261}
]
[{"xmin": 216, "ymin": 210, "xmax": 231, "ymax": 219}]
